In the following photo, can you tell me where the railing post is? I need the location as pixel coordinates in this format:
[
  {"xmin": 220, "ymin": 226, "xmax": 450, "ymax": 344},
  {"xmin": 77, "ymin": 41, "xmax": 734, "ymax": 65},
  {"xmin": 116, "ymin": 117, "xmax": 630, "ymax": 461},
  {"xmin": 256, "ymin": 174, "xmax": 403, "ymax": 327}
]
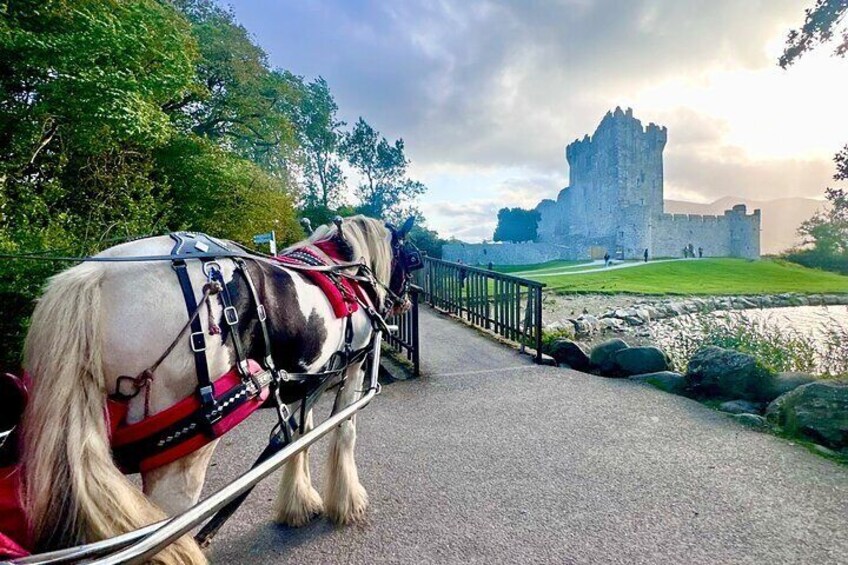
[
  {"xmin": 534, "ymin": 285, "xmax": 543, "ymax": 364},
  {"xmin": 411, "ymin": 288, "xmax": 420, "ymax": 377}
]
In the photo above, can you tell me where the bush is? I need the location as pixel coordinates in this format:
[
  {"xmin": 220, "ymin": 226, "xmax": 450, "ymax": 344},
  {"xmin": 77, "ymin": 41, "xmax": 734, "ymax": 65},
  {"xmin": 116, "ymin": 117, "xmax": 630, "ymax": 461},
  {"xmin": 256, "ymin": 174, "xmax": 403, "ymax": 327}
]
[
  {"xmin": 651, "ymin": 312, "xmax": 819, "ymax": 374},
  {"xmin": 784, "ymin": 249, "xmax": 848, "ymax": 275}
]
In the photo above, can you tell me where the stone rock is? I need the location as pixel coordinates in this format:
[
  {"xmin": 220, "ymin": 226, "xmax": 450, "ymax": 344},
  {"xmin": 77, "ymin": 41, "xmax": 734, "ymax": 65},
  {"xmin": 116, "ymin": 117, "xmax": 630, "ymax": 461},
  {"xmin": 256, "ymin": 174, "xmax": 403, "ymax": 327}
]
[
  {"xmin": 611, "ymin": 346, "xmax": 671, "ymax": 377},
  {"xmin": 628, "ymin": 371, "xmax": 686, "ymax": 394},
  {"xmin": 766, "ymin": 382, "xmax": 848, "ymax": 449},
  {"xmin": 599, "ymin": 318, "xmax": 627, "ymax": 333},
  {"xmin": 548, "ymin": 339, "xmax": 591, "ymax": 372},
  {"xmin": 684, "ymin": 346, "xmax": 775, "ymax": 401},
  {"xmin": 769, "ymin": 372, "xmax": 817, "ymax": 399},
  {"xmin": 719, "ymin": 399, "xmax": 763, "ymax": 415},
  {"xmin": 733, "ymin": 413, "xmax": 768, "ymax": 430},
  {"xmin": 572, "ymin": 314, "xmax": 600, "ymax": 337},
  {"xmin": 589, "ymin": 338, "xmax": 629, "ymax": 375}
]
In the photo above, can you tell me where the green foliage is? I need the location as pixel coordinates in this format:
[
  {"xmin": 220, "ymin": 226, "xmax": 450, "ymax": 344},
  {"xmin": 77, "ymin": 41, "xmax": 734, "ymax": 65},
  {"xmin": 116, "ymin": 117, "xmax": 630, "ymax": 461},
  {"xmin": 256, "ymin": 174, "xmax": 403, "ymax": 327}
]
[
  {"xmin": 780, "ymin": 0, "xmax": 848, "ymax": 68},
  {"xmin": 154, "ymin": 135, "xmax": 302, "ymax": 245},
  {"xmin": 341, "ymin": 117, "xmax": 426, "ymax": 221},
  {"xmin": 653, "ymin": 313, "xmax": 819, "ymax": 374},
  {"xmin": 168, "ymin": 0, "xmax": 302, "ymax": 177},
  {"xmin": 652, "ymin": 312, "xmax": 848, "ymax": 377},
  {"xmin": 292, "ymin": 77, "xmax": 346, "ymax": 209},
  {"xmin": 406, "ymin": 224, "xmax": 447, "ymax": 258},
  {"xmin": 493, "ymin": 207, "xmax": 540, "ymax": 243},
  {"xmin": 0, "ymin": 0, "xmax": 304, "ymax": 371}
]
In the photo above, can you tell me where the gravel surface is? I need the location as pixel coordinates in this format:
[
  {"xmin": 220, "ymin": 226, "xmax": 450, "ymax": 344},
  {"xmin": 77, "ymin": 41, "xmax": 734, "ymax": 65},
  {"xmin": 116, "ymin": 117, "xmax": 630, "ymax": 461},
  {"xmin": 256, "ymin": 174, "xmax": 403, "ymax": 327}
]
[{"xmin": 205, "ymin": 307, "xmax": 848, "ymax": 564}]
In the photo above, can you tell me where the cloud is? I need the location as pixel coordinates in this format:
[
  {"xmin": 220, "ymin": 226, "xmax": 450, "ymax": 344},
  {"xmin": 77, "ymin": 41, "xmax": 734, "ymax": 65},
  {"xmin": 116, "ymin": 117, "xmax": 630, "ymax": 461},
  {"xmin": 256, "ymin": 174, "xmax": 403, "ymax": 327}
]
[{"xmin": 228, "ymin": 0, "xmax": 847, "ymax": 237}]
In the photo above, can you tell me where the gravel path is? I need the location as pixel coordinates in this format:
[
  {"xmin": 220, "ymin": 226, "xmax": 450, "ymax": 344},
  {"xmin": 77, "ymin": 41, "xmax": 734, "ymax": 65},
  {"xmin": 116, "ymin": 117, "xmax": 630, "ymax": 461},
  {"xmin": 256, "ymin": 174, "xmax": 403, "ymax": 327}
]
[{"xmin": 205, "ymin": 307, "xmax": 848, "ymax": 564}]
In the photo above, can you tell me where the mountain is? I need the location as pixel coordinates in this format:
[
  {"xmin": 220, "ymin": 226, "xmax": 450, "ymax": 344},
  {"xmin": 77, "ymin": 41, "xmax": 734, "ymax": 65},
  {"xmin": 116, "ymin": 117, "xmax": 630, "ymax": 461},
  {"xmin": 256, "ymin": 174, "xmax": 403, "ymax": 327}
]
[{"xmin": 663, "ymin": 197, "xmax": 825, "ymax": 255}]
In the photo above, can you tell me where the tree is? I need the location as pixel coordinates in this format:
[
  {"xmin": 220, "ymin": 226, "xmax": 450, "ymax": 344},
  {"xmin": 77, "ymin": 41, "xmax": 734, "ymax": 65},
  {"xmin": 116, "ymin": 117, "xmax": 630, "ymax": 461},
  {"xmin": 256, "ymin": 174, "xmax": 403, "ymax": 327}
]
[
  {"xmin": 168, "ymin": 0, "xmax": 302, "ymax": 178},
  {"xmin": 493, "ymin": 208, "xmax": 540, "ymax": 243},
  {"xmin": 779, "ymin": 0, "xmax": 848, "ymax": 68},
  {"xmin": 341, "ymin": 118, "xmax": 426, "ymax": 221},
  {"xmin": 292, "ymin": 77, "xmax": 346, "ymax": 209},
  {"xmin": 797, "ymin": 188, "xmax": 848, "ymax": 254},
  {"xmin": 780, "ymin": 1, "xmax": 848, "ymax": 273}
]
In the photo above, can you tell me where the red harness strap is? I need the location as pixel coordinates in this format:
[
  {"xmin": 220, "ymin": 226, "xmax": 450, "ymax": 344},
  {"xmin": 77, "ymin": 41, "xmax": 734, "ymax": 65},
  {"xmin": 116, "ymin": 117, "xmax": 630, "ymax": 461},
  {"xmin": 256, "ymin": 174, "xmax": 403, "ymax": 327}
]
[
  {"xmin": 274, "ymin": 243, "xmax": 367, "ymax": 318},
  {"xmin": 109, "ymin": 360, "xmax": 269, "ymax": 474}
]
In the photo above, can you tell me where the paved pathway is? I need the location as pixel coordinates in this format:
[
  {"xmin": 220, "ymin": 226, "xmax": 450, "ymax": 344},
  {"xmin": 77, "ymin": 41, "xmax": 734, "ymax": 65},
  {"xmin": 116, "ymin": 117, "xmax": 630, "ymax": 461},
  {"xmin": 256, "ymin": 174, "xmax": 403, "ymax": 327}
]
[{"xmin": 206, "ymin": 307, "xmax": 848, "ymax": 564}]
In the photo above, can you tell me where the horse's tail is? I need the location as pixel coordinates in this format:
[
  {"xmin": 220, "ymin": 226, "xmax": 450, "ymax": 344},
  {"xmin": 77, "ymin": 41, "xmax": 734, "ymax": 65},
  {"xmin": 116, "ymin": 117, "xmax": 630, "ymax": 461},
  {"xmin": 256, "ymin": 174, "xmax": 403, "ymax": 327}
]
[{"xmin": 22, "ymin": 262, "xmax": 206, "ymax": 564}]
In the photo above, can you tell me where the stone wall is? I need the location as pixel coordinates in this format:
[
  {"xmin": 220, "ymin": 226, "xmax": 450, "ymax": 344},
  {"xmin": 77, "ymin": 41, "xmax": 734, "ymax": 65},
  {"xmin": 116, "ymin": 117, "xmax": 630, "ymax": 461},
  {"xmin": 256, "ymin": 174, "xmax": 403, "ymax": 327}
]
[
  {"xmin": 442, "ymin": 242, "xmax": 578, "ymax": 266},
  {"xmin": 651, "ymin": 205, "xmax": 761, "ymax": 259}
]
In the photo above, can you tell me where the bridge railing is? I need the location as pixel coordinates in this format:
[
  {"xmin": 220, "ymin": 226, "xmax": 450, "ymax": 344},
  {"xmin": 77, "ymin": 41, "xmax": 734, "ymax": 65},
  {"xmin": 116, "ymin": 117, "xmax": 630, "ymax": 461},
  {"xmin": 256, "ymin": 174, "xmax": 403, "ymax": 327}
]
[
  {"xmin": 384, "ymin": 285, "xmax": 421, "ymax": 377},
  {"xmin": 418, "ymin": 257, "xmax": 545, "ymax": 363}
]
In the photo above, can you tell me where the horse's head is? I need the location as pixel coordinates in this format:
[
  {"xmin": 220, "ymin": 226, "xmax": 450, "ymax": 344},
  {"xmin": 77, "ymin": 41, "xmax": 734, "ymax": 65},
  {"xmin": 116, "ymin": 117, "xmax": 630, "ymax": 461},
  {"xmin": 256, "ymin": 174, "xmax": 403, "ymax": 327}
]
[{"xmin": 308, "ymin": 215, "xmax": 423, "ymax": 316}]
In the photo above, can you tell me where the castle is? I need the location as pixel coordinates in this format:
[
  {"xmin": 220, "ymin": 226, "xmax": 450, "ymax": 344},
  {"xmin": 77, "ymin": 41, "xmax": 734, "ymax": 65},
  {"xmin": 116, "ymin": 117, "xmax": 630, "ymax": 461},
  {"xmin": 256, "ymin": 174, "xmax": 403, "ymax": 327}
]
[{"xmin": 444, "ymin": 108, "xmax": 761, "ymax": 265}]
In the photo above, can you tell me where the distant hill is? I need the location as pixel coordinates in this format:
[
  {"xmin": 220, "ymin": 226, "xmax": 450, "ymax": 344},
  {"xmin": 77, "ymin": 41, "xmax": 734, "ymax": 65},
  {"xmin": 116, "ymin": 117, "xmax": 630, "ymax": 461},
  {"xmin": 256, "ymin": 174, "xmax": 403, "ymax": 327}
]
[{"xmin": 663, "ymin": 197, "xmax": 824, "ymax": 255}]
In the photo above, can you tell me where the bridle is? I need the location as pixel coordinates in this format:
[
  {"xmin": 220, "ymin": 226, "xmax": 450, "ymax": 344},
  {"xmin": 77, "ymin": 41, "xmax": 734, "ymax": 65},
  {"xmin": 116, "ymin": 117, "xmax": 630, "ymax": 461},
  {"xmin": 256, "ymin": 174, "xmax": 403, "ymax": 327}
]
[{"xmin": 382, "ymin": 223, "xmax": 424, "ymax": 314}]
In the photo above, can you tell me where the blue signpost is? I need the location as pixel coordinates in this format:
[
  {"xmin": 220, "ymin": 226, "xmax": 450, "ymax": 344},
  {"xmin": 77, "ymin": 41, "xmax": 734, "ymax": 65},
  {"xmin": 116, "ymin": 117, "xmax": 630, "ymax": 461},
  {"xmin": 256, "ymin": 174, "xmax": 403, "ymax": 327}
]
[{"xmin": 253, "ymin": 231, "xmax": 277, "ymax": 255}]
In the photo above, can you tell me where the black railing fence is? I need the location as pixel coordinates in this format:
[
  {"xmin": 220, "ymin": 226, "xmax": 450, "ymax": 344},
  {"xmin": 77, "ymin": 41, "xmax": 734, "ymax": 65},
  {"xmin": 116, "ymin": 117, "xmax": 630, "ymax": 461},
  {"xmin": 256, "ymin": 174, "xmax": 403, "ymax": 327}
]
[
  {"xmin": 418, "ymin": 257, "xmax": 545, "ymax": 363},
  {"xmin": 385, "ymin": 286, "xmax": 421, "ymax": 377}
]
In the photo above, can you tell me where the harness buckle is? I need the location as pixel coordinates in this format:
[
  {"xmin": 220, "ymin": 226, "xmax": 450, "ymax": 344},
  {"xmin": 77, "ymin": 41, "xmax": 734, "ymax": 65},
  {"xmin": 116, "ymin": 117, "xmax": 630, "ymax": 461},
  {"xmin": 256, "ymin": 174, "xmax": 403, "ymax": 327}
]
[
  {"xmin": 223, "ymin": 306, "xmax": 239, "ymax": 326},
  {"xmin": 198, "ymin": 385, "xmax": 222, "ymax": 425},
  {"xmin": 203, "ymin": 261, "xmax": 223, "ymax": 279},
  {"xmin": 190, "ymin": 332, "xmax": 206, "ymax": 353},
  {"xmin": 257, "ymin": 304, "xmax": 267, "ymax": 322}
]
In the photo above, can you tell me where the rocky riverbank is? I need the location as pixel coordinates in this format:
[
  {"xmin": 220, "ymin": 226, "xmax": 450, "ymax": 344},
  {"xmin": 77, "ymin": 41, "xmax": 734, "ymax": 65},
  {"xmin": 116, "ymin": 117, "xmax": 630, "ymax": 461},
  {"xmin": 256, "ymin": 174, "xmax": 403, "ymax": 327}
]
[
  {"xmin": 544, "ymin": 292, "xmax": 848, "ymax": 341},
  {"xmin": 546, "ymin": 338, "xmax": 848, "ymax": 460}
]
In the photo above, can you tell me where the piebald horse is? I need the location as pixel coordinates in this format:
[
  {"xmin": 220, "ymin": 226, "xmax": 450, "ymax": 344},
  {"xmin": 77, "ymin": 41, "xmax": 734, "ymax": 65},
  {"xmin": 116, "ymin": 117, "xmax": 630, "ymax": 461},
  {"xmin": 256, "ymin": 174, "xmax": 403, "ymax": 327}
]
[{"xmin": 20, "ymin": 216, "xmax": 416, "ymax": 564}]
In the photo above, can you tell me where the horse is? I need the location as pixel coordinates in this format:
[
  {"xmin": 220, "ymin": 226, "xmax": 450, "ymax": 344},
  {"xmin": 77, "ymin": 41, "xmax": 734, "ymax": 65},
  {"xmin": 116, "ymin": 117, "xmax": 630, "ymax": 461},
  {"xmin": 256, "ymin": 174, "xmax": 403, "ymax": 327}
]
[{"xmin": 19, "ymin": 215, "xmax": 418, "ymax": 564}]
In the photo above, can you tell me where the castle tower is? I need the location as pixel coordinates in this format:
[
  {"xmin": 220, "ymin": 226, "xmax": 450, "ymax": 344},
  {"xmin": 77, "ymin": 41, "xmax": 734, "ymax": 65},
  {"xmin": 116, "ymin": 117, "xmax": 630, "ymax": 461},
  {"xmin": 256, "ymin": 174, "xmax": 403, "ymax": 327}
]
[{"xmin": 559, "ymin": 107, "xmax": 667, "ymax": 258}]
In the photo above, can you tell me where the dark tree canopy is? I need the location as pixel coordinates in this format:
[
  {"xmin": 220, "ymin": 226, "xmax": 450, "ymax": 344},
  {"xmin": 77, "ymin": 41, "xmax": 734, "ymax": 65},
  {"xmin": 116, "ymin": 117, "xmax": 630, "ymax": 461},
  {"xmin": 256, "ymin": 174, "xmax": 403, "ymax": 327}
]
[
  {"xmin": 493, "ymin": 207, "xmax": 540, "ymax": 243},
  {"xmin": 780, "ymin": 0, "xmax": 848, "ymax": 68}
]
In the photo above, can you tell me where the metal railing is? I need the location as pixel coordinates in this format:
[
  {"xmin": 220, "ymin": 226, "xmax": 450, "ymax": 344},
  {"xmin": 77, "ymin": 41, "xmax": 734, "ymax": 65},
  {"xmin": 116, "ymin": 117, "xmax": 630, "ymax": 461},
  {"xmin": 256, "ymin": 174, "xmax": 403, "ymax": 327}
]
[
  {"xmin": 418, "ymin": 258, "xmax": 545, "ymax": 363},
  {"xmin": 385, "ymin": 285, "xmax": 421, "ymax": 377}
]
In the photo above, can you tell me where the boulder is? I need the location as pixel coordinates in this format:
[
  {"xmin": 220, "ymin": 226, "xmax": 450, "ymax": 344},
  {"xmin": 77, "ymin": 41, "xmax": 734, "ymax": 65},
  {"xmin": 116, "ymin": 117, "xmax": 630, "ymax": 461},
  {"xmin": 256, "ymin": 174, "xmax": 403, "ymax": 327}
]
[
  {"xmin": 589, "ymin": 338, "xmax": 629, "ymax": 375},
  {"xmin": 599, "ymin": 318, "xmax": 627, "ymax": 333},
  {"xmin": 766, "ymin": 382, "xmax": 848, "ymax": 450},
  {"xmin": 719, "ymin": 399, "xmax": 764, "ymax": 415},
  {"xmin": 611, "ymin": 346, "xmax": 671, "ymax": 377},
  {"xmin": 628, "ymin": 371, "xmax": 686, "ymax": 394},
  {"xmin": 684, "ymin": 346, "xmax": 775, "ymax": 401},
  {"xmin": 733, "ymin": 413, "xmax": 768, "ymax": 430},
  {"xmin": 769, "ymin": 372, "xmax": 817, "ymax": 399},
  {"xmin": 548, "ymin": 339, "xmax": 591, "ymax": 371}
]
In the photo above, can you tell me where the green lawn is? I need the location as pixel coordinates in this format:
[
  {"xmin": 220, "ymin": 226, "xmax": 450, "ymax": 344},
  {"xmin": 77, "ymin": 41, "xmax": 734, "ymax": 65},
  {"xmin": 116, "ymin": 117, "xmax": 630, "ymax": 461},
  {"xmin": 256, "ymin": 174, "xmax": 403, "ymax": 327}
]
[{"xmin": 512, "ymin": 258, "xmax": 848, "ymax": 295}]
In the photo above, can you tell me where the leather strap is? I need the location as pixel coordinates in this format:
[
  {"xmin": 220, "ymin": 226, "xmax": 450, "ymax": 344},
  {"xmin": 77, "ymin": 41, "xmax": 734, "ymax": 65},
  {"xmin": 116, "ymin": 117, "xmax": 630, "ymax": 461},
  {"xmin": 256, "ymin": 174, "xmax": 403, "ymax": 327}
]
[
  {"xmin": 235, "ymin": 259, "xmax": 276, "ymax": 374},
  {"xmin": 170, "ymin": 234, "xmax": 220, "ymax": 430}
]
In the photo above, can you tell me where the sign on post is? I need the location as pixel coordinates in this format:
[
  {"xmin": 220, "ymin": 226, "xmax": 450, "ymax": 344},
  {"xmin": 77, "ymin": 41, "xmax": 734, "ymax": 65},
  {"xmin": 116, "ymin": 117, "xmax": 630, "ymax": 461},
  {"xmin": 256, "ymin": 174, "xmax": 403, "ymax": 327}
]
[{"xmin": 253, "ymin": 231, "xmax": 277, "ymax": 255}]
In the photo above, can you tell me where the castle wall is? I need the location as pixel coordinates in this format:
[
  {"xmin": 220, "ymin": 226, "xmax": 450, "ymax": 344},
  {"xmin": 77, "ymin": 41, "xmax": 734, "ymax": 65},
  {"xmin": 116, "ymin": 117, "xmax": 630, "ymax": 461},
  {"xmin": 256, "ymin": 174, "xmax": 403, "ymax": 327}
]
[
  {"xmin": 442, "ymin": 242, "xmax": 583, "ymax": 266},
  {"xmin": 651, "ymin": 205, "xmax": 761, "ymax": 259}
]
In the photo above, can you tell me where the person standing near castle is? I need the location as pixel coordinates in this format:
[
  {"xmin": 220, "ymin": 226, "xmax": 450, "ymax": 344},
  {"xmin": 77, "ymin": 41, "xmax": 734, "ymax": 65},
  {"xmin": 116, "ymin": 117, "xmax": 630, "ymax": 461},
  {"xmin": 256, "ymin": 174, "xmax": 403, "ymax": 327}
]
[
  {"xmin": 698, "ymin": 247, "xmax": 703, "ymax": 258},
  {"xmin": 643, "ymin": 248, "xmax": 649, "ymax": 263}
]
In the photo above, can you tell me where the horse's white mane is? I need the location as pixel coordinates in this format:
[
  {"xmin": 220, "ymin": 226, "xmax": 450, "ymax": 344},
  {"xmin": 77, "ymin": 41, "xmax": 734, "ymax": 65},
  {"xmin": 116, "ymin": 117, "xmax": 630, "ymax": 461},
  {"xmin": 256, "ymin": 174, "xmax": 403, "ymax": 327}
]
[{"xmin": 306, "ymin": 215, "xmax": 393, "ymax": 293}]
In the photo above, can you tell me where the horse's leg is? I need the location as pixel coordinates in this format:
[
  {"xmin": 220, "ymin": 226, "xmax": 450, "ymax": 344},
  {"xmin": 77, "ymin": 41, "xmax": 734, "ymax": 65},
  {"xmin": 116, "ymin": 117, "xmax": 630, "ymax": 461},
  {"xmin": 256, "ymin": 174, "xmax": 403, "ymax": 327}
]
[
  {"xmin": 325, "ymin": 360, "xmax": 368, "ymax": 524},
  {"xmin": 273, "ymin": 408, "xmax": 323, "ymax": 526},
  {"xmin": 142, "ymin": 441, "xmax": 219, "ymax": 516}
]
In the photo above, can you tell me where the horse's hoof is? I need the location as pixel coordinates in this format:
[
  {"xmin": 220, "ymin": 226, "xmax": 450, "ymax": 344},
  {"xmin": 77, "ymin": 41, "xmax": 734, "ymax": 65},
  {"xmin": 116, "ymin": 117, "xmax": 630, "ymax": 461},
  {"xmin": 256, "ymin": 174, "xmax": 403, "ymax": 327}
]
[
  {"xmin": 326, "ymin": 483, "xmax": 368, "ymax": 525},
  {"xmin": 274, "ymin": 486, "xmax": 323, "ymax": 527}
]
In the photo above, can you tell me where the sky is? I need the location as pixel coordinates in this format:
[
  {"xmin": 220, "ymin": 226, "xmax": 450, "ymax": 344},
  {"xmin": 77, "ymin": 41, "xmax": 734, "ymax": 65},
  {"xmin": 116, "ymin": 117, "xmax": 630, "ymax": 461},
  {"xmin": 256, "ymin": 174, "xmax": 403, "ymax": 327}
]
[{"xmin": 226, "ymin": 0, "xmax": 848, "ymax": 241}]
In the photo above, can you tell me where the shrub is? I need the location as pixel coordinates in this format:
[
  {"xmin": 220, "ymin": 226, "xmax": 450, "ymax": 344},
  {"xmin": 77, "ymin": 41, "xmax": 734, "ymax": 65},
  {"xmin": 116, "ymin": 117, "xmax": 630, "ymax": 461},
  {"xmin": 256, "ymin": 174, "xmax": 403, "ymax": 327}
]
[{"xmin": 651, "ymin": 312, "xmax": 819, "ymax": 374}]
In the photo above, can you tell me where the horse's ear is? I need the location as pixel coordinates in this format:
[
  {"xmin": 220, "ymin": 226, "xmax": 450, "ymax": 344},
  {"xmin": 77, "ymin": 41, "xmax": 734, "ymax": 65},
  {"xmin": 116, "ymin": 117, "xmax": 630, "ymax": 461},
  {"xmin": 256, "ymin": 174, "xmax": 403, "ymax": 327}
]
[{"xmin": 398, "ymin": 216, "xmax": 415, "ymax": 239}]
